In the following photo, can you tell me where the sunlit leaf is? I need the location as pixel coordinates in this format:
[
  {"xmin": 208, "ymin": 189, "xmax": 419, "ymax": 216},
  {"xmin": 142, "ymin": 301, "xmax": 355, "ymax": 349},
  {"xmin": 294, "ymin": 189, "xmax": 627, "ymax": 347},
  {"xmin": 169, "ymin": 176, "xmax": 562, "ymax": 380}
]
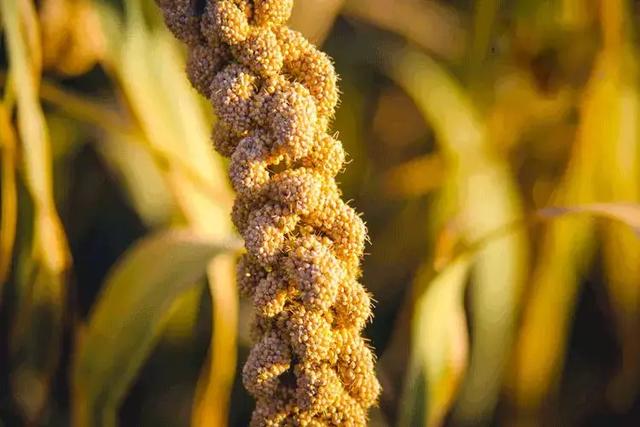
[
  {"xmin": 1, "ymin": 0, "xmax": 71, "ymax": 421},
  {"xmin": 400, "ymin": 257, "xmax": 471, "ymax": 427},
  {"xmin": 72, "ymin": 230, "xmax": 240, "ymax": 427},
  {"xmin": 509, "ymin": 53, "xmax": 603, "ymax": 413},
  {"xmin": 391, "ymin": 48, "xmax": 528, "ymax": 424},
  {"xmin": 595, "ymin": 1, "xmax": 640, "ymax": 408}
]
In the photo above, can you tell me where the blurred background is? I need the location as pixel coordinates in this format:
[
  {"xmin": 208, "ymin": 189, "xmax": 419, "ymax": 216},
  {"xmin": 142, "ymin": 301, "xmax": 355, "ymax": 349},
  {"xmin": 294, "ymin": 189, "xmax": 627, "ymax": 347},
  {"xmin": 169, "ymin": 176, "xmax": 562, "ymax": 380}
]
[{"xmin": 1, "ymin": 0, "xmax": 640, "ymax": 425}]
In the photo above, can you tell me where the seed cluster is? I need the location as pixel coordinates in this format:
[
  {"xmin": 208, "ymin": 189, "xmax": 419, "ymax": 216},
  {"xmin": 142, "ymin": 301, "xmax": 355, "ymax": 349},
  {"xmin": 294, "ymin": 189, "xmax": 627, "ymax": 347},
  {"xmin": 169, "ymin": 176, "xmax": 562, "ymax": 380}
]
[{"xmin": 158, "ymin": 1, "xmax": 380, "ymax": 424}]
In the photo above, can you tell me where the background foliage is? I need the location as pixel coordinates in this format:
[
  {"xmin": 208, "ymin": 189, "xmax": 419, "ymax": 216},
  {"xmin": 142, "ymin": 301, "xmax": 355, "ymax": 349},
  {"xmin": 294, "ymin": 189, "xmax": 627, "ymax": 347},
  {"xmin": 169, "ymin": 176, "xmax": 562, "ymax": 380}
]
[{"xmin": 2, "ymin": 0, "xmax": 640, "ymax": 426}]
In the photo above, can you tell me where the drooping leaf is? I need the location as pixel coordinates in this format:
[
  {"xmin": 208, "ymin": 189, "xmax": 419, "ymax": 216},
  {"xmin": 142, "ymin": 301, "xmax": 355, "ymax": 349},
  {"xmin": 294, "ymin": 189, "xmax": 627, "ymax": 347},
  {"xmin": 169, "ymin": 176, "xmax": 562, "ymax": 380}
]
[{"xmin": 72, "ymin": 230, "xmax": 240, "ymax": 427}]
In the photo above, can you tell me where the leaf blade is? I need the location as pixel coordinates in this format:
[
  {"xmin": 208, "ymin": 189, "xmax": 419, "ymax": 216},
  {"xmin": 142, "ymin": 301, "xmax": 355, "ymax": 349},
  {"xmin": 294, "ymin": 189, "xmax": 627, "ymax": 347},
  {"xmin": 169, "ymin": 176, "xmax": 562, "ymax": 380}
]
[{"xmin": 72, "ymin": 230, "xmax": 239, "ymax": 427}]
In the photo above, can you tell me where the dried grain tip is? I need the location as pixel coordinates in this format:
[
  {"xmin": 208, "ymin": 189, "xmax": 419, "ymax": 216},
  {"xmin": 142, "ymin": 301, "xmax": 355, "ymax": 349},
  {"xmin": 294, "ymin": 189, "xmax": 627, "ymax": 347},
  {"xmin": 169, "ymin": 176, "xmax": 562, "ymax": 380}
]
[
  {"xmin": 250, "ymin": 393, "xmax": 293, "ymax": 427},
  {"xmin": 335, "ymin": 329, "xmax": 381, "ymax": 408},
  {"xmin": 243, "ymin": 204, "xmax": 299, "ymax": 265},
  {"xmin": 212, "ymin": 121, "xmax": 243, "ymax": 158},
  {"xmin": 267, "ymin": 168, "xmax": 323, "ymax": 216},
  {"xmin": 275, "ymin": 27, "xmax": 339, "ymax": 128},
  {"xmin": 332, "ymin": 280, "xmax": 372, "ymax": 331},
  {"xmin": 323, "ymin": 393, "xmax": 367, "ymax": 426},
  {"xmin": 283, "ymin": 304, "xmax": 334, "ymax": 364},
  {"xmin": 300, "ymin": 133, "xmax": 346, "ymax": 178}
]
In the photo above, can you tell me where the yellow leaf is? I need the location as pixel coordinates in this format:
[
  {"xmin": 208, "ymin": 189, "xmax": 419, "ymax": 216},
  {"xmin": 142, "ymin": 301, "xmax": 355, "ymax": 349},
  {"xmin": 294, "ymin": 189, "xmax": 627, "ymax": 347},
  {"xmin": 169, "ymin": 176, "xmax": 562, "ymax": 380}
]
[
  {"xmin": 391, "ymin": 48, "xmax": 528, "ymax": 424},
  {"xmin": 413, "ymin": 258, "xmax": 471, "ymax": 427},
  {"xmin": 2, "ymin": 0, "xmax": 71, "ymax": 421}
]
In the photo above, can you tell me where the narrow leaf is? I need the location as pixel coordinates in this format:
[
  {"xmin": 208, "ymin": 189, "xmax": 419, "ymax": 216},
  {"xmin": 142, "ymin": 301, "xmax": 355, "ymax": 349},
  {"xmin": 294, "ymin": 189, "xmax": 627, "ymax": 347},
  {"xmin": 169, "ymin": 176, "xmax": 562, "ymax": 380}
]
[
  {"xmin": 2, "ymin": 0, "xmax": 71, "ymax": 421},
  {"xmin": 401, "ymin": 258, "xmax": 472, "ymax": 427}
]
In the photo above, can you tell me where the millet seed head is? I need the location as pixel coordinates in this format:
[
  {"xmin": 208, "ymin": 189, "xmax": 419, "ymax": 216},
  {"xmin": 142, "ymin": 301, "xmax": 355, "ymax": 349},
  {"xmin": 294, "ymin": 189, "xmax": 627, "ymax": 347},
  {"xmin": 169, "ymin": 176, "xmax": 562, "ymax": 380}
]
[{"xmin": 158, "ymin": 0, "xmax": 380, "ymax": 423}]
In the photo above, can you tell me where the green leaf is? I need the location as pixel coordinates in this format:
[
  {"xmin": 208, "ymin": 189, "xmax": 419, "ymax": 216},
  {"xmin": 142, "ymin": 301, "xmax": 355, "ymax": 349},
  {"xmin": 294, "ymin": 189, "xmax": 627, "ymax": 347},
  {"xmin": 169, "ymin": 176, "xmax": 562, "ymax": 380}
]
[{"xmin": 72, "ymin": 230, "xmax": 240, "ymax": 427}]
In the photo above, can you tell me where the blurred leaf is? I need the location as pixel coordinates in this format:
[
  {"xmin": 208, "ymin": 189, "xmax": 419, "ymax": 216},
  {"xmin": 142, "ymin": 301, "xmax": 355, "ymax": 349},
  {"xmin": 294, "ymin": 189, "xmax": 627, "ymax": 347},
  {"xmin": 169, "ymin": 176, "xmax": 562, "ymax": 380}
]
[
  {"xmin": 596, "ymin": 0, "xmax": 640, "ymax": 409},
  {"xmin": 34, "ymin": 77, "xmax": 224, "ymax": 215},
  {"xmin": 192, "ymin": 255, "xmax": 237, "ymax": 427},
  {"xmin": 0, "ymin": 103, "xmax": 18, "ymax": 290},
  {"xmin": 163, "ymin": 284, "xmax": 203, "ymax": 342},
  {"xmin": 511, "ymin": 1, "xmax": 638, "ymax": 413},
  {"xmin": 72, "ymin": 230, "xmax": 240, "ymax": 427},
  {"xmin": 2, "ymin": 0, "xmax": 70, "ymax": 273},
  {"xmin": 407, "ymin": 197, "xmax": 640, "ymax": 426},
  {"xmin": 2, "ymin": 0, "xmax": 71, "ymax": 421},
  {"xmin": 18, "ymin": 0, "xmax": 42, "ymax": 80},
  {"xmin": 94, "ymin": 3, "xmax": 239, "ymax": 425},
  {"xmin": 400, "ymin": 257, "xmax": 471, "ymax": 427},
  {"xmin": 509, "ymin": 54, "xmax": 604, "ymax": 415},
  {"xmin": 391, "ymin": 48, "xmax": 528, "ymax": 424}
]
